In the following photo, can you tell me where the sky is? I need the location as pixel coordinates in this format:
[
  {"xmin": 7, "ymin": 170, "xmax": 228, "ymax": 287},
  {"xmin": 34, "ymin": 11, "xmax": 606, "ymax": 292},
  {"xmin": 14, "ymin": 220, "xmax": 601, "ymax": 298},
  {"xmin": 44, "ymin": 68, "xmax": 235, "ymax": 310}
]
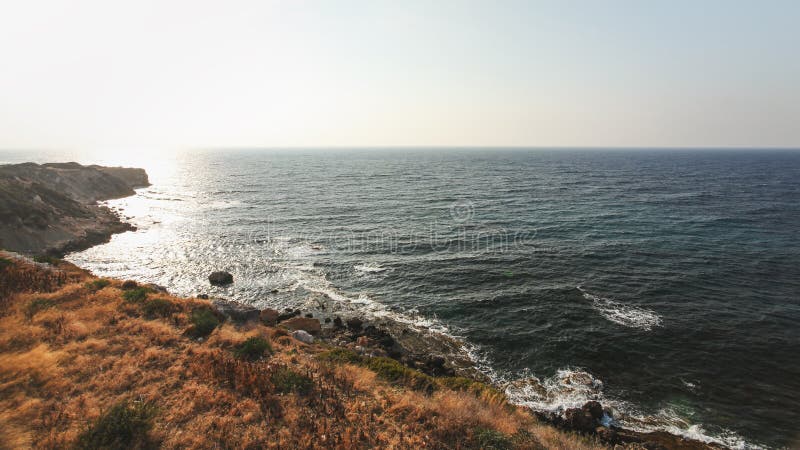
[{"xmin": 0, "ymin": 0, "xmax": 798, "ymax": 151}]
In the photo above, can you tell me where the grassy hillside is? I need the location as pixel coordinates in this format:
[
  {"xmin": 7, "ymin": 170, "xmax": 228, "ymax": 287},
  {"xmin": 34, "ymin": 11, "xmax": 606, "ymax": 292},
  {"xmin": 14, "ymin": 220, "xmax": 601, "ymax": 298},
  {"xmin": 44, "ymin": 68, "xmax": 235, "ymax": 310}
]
[{"xmin": 0, "ymin": 253, "xmax": 607, "ymax": 449}]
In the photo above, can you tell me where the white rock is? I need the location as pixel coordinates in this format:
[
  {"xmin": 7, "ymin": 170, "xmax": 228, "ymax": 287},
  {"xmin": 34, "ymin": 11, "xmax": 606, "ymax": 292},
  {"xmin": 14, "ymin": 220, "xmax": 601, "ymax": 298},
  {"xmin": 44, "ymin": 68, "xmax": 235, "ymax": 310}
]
[{"xmin": 291, "ymin": 330, "xmax": 314, "ymax": 344}]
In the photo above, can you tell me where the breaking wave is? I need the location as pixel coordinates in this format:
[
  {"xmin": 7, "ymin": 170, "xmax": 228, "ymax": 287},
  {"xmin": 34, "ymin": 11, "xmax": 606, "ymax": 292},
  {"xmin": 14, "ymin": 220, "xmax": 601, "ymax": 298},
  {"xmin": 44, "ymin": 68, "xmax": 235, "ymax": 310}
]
[{"xmin": 577, "ymin": 286, "xmax": 663, "ymax": 331}]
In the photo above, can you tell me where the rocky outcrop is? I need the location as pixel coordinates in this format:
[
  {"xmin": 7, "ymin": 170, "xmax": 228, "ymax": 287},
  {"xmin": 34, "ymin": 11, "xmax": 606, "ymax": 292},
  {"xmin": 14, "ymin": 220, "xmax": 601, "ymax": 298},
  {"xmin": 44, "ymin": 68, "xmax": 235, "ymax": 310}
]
[
  {"xmin": 0, "ymin": 162, "xmax": 149, "ymax": 256},
  {"xmin": 212, "ymin": 298, "xmax": 259, "ymax": 324},
  {"xmin": 259, "ymin": 308, "xmax": 280, "ymax": 326},
  {"xmin": 281, "ymin": 317, "xmax": 322, "ymax": 335},
  {"xmin": 563, "ymin": 401, "xmax": 604, "ymax": 432}
]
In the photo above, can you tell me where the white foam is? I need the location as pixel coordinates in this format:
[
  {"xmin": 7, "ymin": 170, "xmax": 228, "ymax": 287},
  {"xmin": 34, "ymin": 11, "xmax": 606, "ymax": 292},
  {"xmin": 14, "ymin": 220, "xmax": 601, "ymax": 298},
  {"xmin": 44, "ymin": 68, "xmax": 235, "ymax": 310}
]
[
  {"xmin": 354, "ymin": 263, "xmax": 387, "ymax": 273},
  {"xmin": 577, "ymin": 286, "xmax": 663, "ymax": 331},
  {"xmin": 501, "ymin": 368, "xmax": 765, "ymax": 449}
]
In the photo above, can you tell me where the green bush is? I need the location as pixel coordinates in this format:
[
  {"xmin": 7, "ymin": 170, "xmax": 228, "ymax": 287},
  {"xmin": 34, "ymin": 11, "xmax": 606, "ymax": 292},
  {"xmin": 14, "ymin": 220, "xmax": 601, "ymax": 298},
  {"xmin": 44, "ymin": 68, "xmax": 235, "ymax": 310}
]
[
  {"xmin": 33, "ymin": 254, "xmax": 61, "ymax": 265},
  {"xmin": 74, "ymin": 401, "xmax": 157, "ymax": 449},
  {"xmin": 142, "ymin": 298, "xmax": 176, "ymax": 319},
  {"xmin": 187, "ymin": 308, "xmax": 220, "ymax": 338},
  {"xmin": 473, "ymin": 428, "xmax": 513, "ymax": 450},
  {"xmin": 25, "ymin": 298, "xmax": 55, "ymax": 320},
  {"xmin": 233, "ymin": 336, "xmax": 272, "ymax": 360},
  {"xmin": 85, "ymin": 279, "xmax": 111, "ymax": 292},
  {"xmin": 317, "ymin": 348, "xmax": 363, "ymax": 365},
  {"xmin": 122, "ymin": 287, "xmax": 150, "ymax": 303},
  {"xmin": 0, "ymin": 257, "xmax": 12, "ymax": 271},
  {"xmin": 365, "ymin": 357, "xmax": 435, "ymax": 391},
  {"xmin": 271, "ymin": 367, "xmax": 313, "ymax": 395}
]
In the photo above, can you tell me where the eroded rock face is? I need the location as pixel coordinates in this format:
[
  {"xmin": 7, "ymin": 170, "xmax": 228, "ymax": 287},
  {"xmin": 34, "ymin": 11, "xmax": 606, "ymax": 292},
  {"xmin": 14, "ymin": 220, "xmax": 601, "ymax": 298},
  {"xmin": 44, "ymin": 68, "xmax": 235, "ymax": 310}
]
[{"xmin": 208, "ymin": 271, "xmax": 234, "ymax": 286}]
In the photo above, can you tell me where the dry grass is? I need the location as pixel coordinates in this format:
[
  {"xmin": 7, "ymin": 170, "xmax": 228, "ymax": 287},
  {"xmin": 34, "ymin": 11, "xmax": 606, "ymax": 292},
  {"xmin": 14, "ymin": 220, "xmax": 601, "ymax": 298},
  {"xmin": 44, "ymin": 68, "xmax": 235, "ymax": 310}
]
[{"xmin": 0, "ymin": 253, "xmax": 608, "ymax": 449}]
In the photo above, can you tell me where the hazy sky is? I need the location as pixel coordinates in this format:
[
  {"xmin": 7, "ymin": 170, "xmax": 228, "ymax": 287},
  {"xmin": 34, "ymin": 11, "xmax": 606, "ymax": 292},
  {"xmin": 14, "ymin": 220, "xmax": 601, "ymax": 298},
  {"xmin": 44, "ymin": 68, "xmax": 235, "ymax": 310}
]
[{"xmin": 1, "ymin": 0, "xmax": 798, "ymax": 151}]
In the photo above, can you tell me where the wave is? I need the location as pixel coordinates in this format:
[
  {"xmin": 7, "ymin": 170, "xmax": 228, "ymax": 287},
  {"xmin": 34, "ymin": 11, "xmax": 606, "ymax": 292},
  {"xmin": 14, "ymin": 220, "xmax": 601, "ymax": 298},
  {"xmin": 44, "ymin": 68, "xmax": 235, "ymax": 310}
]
[
  {"xmin": 502, "ymin": 369, "xmax": 761, "ymax": 449},
  {"xmin": 577, "ymin": 286, "xmax": 662, "ymax": 331},
  {"xmin": 354, "ymin": 263, "xmax": 387, "ymax": 273}
]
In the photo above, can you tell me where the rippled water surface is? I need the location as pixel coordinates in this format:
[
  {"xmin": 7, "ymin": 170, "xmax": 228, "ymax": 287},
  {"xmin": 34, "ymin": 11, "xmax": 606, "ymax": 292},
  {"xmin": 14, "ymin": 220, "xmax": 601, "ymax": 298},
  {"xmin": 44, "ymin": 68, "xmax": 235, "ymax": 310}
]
[{"xmin": 4, "ymin": 149, "xmax": 799, "ymax": 448}]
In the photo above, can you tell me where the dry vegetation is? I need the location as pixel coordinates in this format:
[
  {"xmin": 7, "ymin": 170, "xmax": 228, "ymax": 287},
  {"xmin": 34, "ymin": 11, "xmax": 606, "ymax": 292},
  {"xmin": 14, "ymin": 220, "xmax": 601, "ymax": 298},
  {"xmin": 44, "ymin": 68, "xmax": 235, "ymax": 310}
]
[{"xmin": 0, "ymin": 253, "xmax": 607, "ymax": 449}]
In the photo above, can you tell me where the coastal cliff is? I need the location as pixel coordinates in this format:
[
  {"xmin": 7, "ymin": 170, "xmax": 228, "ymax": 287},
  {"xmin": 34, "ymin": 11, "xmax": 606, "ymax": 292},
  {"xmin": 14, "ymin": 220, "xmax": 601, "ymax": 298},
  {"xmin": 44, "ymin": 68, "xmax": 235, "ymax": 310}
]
[{"xmin": 0, "ymin": 162, "xmax": 148, "ymax": 256}]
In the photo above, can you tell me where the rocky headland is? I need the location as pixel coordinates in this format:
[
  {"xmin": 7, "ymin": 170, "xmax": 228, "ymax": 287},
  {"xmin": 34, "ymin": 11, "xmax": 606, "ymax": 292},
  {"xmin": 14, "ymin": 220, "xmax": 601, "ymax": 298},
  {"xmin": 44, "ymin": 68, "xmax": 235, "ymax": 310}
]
[{"xmin": 0, "ymin": 162, "xmax": 149, "ymax": 256}]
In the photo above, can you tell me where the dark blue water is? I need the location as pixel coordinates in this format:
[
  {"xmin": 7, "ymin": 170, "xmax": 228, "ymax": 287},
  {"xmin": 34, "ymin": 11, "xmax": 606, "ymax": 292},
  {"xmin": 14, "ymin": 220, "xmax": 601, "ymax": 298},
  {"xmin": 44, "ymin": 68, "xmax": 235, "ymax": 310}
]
[{"xmin": 4, "ymin": 148, "xmax": 799, "ymax": 448}]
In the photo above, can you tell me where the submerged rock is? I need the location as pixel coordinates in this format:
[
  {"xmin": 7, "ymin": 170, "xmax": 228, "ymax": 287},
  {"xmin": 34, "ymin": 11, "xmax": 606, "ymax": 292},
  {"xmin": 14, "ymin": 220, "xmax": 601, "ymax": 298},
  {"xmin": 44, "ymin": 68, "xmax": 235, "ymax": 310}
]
[{"xmin": 208, "ymin": 271, "xmax": 233, "ymax": 286}]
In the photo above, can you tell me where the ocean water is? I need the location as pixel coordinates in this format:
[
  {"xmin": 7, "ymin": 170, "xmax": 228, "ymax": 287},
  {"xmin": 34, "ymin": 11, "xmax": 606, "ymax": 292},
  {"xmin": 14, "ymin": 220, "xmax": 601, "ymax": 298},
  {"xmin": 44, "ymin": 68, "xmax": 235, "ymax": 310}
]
[{"xmin": 3, "ymin": 149, "xmax": 799, "ymax": 448}]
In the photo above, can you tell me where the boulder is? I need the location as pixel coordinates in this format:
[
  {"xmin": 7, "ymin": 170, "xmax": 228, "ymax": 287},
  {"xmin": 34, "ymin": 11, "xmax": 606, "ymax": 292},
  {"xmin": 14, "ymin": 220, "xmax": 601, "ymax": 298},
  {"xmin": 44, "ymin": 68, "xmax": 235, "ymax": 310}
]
[
  {"xmin": 333, "ymin": 316, "xmax": 344, "ymax": 329},
  {"xmin": 282, "ymin": 317, "xmax": 322, "ymax": 335},
  {"xmin": 291, "ymin": 330, "xmax": 314, "ymax": 344},
  {"xmin": 583, "ymin": 401, "xmax": 604, "ymax": 421},
  {"xmin": 563, "ymin": 401, "xmax": 604, "ymax": 432},
  {"xmin": 346, "ymin": 317, "xmax": 363, "ymax": 332},
  {"xmin": 208, "ymin": 271, "xmax": 233, "ymax": 286},
  {"xmin": 211, "ymin": 299, "xmax": 259, "ymax": 324},
  {"xmin": 277, "ymin": 309, "xmax": 300, "ymax": 322},
  {"xmin": 259, "ymin": 308, "xmax": 280, "ymax": 326}
]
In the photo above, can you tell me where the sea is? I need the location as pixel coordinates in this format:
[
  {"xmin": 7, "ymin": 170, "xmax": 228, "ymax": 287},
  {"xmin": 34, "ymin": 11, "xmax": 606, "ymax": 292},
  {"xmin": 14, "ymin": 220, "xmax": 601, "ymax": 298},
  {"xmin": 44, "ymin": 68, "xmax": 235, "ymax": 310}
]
[{"xmin": 3, "ymin": 148, "xmax": 799, "ymax": 448}]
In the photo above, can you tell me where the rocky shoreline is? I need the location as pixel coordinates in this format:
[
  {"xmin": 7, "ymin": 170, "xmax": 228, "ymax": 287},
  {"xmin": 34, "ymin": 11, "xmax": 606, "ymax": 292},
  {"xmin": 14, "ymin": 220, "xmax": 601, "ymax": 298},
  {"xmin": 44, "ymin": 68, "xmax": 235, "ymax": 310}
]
[
  {"xmin": 202, "ymin": 281, "xmax": 725, "ymax": 450},
  {"xmin": 2, "ymin": 161, "xmax": 727, "ymax": 449}
]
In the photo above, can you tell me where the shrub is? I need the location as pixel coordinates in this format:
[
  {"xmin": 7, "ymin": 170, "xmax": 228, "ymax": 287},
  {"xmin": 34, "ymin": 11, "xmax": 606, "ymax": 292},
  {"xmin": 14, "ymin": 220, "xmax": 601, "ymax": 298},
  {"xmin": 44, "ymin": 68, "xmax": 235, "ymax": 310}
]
[
  {"xmin": 186, "ymin": 308, "xmax": 220, "ymax": 338},
  {"xmin": 365, "ymin": 357, "xmax": 435, "ymax": 392},
  {"xmin": 33, "ymin": 255, "xmax": 61, "ymax": 265},
  {"xmin": 317, "ymin": 348, "xmax": 363, "ymax": 364},
  {"xmin": 74, "ymin": 401, "xmax": 157, "ymax": 449},
  {"xmin": 25, "ymin": 298, "xmax": 55, "ymax": 320},
  {"xmin": 233, "ymin": 336, "xmax": 272, "ymax": 361},
  {"xmin": 142, "ymin": 298, "xmax": 177, "ymax": 319},
  {"xmin": 271, "ymin": 367, "xmax": 313, "ymax": 395},
  {"xmin": 122, "ymin": 287, "xmax": 149, "ymax": 303},
  {"xmin": 437, "ymin": 376, "xmax": 504, "ymax": 398},
  {"xmin": 121, "ymin": 280, "xmax": 138, "ymax": 290},
  {"xmin": 473, "ymin": 428, "xmax": 513, "ymax": 450},
  {"xmin": 85, "ymin": 279, "xmax": 111, "ymax": 292},
  {"xmin": 0, "ymin": 257, "xmax": 11, "ymax": 270}
]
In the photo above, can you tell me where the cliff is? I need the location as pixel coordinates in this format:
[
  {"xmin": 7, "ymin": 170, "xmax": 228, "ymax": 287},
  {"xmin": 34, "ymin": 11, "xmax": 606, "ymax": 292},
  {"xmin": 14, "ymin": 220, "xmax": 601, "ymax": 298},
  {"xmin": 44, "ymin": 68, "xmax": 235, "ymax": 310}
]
[{"xmin": 0, "ymin": 162, "xmax": 149, "ymax": 256}]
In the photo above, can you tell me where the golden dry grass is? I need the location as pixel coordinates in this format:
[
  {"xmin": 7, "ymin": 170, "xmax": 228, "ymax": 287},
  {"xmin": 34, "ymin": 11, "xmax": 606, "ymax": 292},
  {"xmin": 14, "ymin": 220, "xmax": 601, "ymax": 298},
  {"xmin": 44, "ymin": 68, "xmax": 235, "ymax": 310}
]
[{"xmin": 0, "ymin": 254, "xmax": 607, "ymax": 449}]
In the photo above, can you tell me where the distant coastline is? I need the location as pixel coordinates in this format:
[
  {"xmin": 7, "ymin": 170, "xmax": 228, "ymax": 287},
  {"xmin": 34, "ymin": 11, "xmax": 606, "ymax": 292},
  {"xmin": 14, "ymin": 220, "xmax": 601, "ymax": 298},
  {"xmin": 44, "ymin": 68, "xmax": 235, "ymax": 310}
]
[{"xmin": 0, "ymin": 162, "xmax": 149, "ymax": 256}]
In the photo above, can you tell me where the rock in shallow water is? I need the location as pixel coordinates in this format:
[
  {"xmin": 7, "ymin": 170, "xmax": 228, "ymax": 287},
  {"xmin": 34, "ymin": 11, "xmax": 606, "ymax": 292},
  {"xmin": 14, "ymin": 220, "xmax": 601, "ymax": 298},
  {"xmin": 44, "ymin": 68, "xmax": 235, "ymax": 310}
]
[{"xmin": 208, "ymin": 271, "xmax": 233, "ymax": 286}]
